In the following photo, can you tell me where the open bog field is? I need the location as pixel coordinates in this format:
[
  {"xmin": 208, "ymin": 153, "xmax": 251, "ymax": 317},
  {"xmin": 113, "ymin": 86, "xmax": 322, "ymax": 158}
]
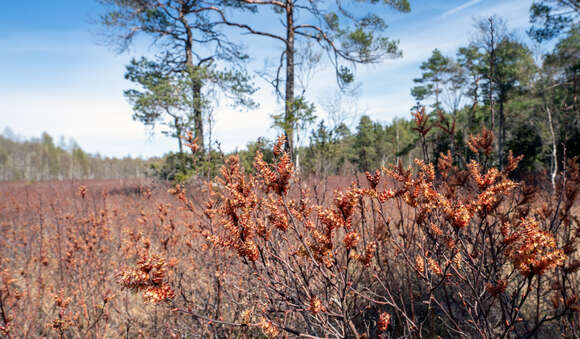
[
  {"xmin": 2, "ymin": 145, "xmax": 580, "ymax": 338},
  {"xmin": 0, "ymin": 179, "xmax": 192, "ymax": 337}
]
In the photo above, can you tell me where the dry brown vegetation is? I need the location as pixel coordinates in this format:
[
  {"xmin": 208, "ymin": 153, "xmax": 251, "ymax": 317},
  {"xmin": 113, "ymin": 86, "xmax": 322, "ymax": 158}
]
[{"xmin": 2, "ymin": 119, "xmax": 580, "ymax": 338}]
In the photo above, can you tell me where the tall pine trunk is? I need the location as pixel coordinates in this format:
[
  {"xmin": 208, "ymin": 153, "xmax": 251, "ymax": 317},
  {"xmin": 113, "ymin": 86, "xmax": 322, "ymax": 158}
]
[
  {"xmin": 284, "ymin": 0, "xmax": 295, "ymax": 160},
  {"xmin": 184, "ymin": 17, "xmax": 204, "ymax": 152},
  {"xmin": 175, "ymin": 116, "xmax": 183, "ymax": 154},
  {"xmin": 193, "ymin": 78, "xmax": 204, "ymax": 151},
  {"xmin": 469, "ymin": 77, "xmax": 479, "ymax": 132}
]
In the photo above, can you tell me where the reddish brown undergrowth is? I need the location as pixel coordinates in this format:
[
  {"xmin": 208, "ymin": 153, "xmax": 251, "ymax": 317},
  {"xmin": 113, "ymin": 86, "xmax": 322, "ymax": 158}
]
[
  {"xmin": 2, "ymin": 122, "xmax": 580, "ymax": 338},
  {"xmin": 0, "ymin": 179, "xmax": 236, "ymax": 338}
]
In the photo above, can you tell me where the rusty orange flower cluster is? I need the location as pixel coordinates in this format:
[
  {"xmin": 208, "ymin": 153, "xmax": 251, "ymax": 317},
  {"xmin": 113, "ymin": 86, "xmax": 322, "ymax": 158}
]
[
  {"xmin": 467, "ymin": 126, "xmax": 494, "ymax": 156},
  {"xmin": 258, "ymin": 317, "xmax": 280, "ymax": 337},
  {"xmin": 47, "ymin": 289, "xmax": 78, "ymax": 334},
  {"xmin": 118, "ymin": 250, "xmax": 175, "ymax": 303},
  {"xmin": 343, "ymin": 231, "xmax": 360, "ymax": 249},
  {"xmin": 202, "ymin": 155, "xmax": 263, "ymax": 261},
  {"xmin": 308, "ymin": 296, "xmax": 326, "ymax": 314},
  {"xmin": 377, "ymin": 312, "xmax": 391, "ymax": 332},
  {"xmin": 485, "ymin": 279, "xmax": 508, "ymax": 297},
  {"xmin": 365, "ymin": 169, "xmax": 381, "ymax": 191},
  {"xmin": 183, "ymin": 131, "xmax": 200, "ymax": 154},
  {"xmin": 78, "ymin": 185, "xmax": 87, "ymax": 199},
  {"xmin": 411, "ymin": 108, "xmax": 431, "ymax": 136},
  {"xmin": 254, "ymin": 136, "xmax": 293, "ymax": 196},
  {"xmin": 503, "ymin": 218, "xmax": 566, "ymax": 277},
  {"xmin": 309, "ymin": 186, "xmax": 365, "ymax": 265}
]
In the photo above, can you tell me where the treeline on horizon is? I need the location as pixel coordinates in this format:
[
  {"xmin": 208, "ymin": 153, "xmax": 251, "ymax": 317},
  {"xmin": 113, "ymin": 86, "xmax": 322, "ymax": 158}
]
[{"xmin": 0, "ymin": 129, "xmax": 155, "ymax": 181}]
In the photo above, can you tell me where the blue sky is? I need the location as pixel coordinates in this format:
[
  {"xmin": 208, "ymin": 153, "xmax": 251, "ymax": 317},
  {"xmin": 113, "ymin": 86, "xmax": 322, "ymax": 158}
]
[{"xmin": 0, "ymin": 0, "xmax": 537, "ymax": 158}]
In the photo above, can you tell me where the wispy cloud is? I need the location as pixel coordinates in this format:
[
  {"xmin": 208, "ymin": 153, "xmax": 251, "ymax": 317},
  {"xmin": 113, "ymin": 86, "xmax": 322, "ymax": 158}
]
[{"xmin": 439, "ymin": 0, "xmax": 483, "ymax": 19}]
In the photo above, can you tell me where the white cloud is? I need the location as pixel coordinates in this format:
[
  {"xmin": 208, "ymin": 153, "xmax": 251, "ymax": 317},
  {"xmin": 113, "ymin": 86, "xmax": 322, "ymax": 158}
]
[
  {"xmin": 439, "ymin": 0, "xmax": 483, "ymax": 19},
  {"xmin": 0, "ymin": 92, "xmax": 175, "ymax": 158},
  {"xmin": 212, "ymin": 85, "xmax": 280, "ymax": 151}
]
